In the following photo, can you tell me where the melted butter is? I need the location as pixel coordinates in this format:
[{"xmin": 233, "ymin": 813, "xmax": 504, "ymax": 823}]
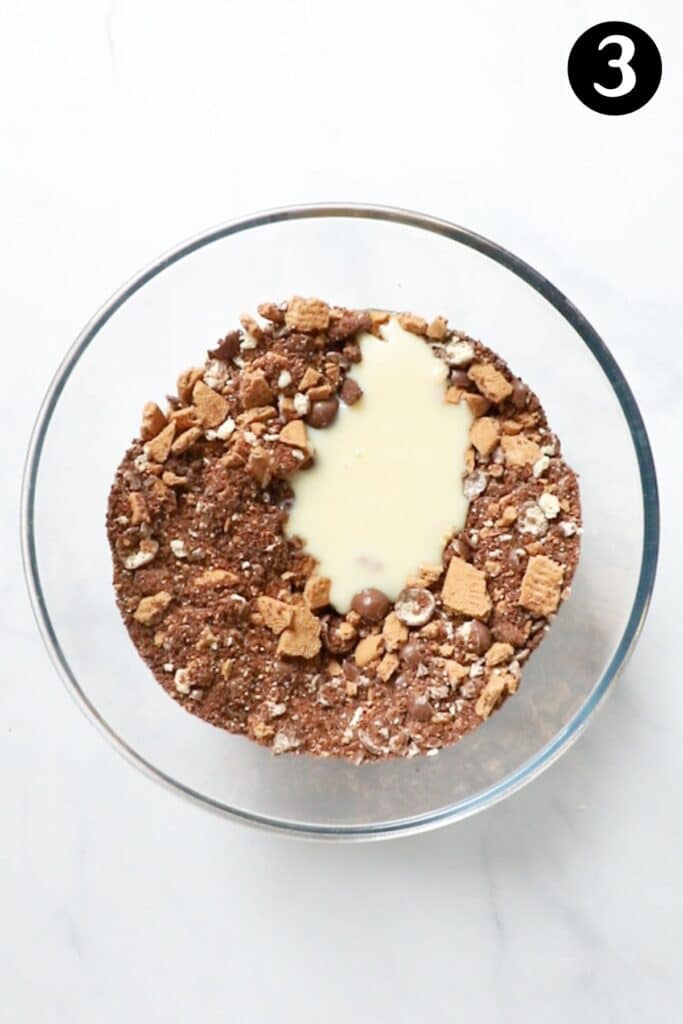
[{"xmin": 286, "ymin": 317, "xmax": 473, "ymax": 612}]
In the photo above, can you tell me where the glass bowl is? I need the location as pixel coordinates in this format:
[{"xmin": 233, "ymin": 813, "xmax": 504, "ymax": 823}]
[{"xmin": 21, "ymin": 204, "xmax": 659, "ymax": 840}]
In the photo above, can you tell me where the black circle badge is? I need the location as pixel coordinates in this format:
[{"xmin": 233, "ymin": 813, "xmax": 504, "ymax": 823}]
[{"xmin": 568, "ymin": 22, "xmax": 662, "ymax": 115}]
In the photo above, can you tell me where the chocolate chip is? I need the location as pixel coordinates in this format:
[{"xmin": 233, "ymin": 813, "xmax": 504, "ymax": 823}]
[
  {"xmin": 492, "ymin": 619, "xmax": 527, "ymax": 647},
  {"xmin": 450, "ymin": 370, "xmax": 471, "ymax": 389},
  {"xmin": 342, "ymin": 659, "xmax": 359, "ymax": 681},
  {"xmin": 342, "ymin": 341, "xmax": 362, "ymax": 364},
  {"xmin": 451, "ymin": 535, "xmax": 471, "ymax": 561},
  {"xmin": 464, "ymin": 620, "xmax": 492, "ymax": 655},
  {"xmin": 511, "ymin": 378, "xmax": 528, "ymax": 410},
  {"xmin": 401, "ymin": 641, "xmax": 422, "ymax": 668},
  {"xmin": 351, "ymin": 588, "xmax": 391, "ymax": 623},
  {"xmin": 306, "ymin": 397, "xmax": 339, "ymax": 428},
  {"xmin": 407, "ymin": 694, "xmax": 433, "ymax": 722},
  {"xmin": 208, "ymin": 330, "xmax": 241, "ymax": 361},
  {"xmin": 322, "ymin": 617, "xmax": 357, "ymax": 654},
  {"xmin": 340, "ymin": 378, "xmax": 363, "ymax": 406},
  {"xmin": 508, "ymin": 548, "xmax": 524, "ymax": 569}
]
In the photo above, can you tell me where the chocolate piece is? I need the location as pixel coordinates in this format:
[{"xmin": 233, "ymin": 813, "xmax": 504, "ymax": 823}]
[
  {"xmin": 342, "ymin": 341, "xmax": 362, "ymax": 363},
  {"xmin": 401, "ymin": 641, "xmax": 423, "ymax": 668},
  {"xmin": 340, "ymin": 378, "xmax": 363, "ymax": 406},
  {"xmin": 407, "ymin": 694, "xmax": 433, "ymax": 722},
  {"xmin": 511, "ymin": 378, "xmax": 528, "ymax": 410},
  {"xmin": 208, "ymin": 331, "xmax": 241, "ymax": 360},
  {"xmin": 450, "ymin": 369, "xmax": 471, "ymax": 390},
  {"xmin": 461, "ymin": 620, "xmax": 492, "ymax": 655},
  {"xmin": 306, "ymin": 397, "xmax": 339, "ymax": 428},
  {"xmin": 452, "ymin": 535, "xmax": 471, "ymax": 561},
  {"xmin": 351, "ymin": 588, "xmax": 391, "ymax": 623},
  {"xmin": 322, "ymin": 617, "xmax": 357, "ymax": 654}
]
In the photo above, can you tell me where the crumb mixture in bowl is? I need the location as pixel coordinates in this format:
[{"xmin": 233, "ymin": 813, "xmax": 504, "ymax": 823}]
[{"xmin": 107, "ymin": 297, "xmax": 581, "ymax": 763}]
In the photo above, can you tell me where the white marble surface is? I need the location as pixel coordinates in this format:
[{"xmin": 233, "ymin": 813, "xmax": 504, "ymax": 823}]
[{"xmin": 2, "ymin": 1, "xmax": 682, "ymax": 1020}]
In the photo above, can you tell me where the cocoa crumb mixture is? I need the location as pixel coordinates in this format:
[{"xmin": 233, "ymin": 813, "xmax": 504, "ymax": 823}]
[{"xmin": 107, "ymin": 298, "xmax": 581, "ymax": 763}]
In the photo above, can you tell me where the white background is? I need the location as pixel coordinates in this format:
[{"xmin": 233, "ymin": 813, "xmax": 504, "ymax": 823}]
[{"xmin": 2, "ymin": 1, "xmax": 682, "ymax": 1021}]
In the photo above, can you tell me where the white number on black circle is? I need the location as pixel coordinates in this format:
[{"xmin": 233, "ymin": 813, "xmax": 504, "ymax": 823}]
[{"xmin": 594, "ymin": 34, "xmax": 637, "ymax": 97}]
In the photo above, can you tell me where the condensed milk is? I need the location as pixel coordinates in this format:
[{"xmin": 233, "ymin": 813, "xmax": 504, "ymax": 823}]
[{"xmin": 286, "ymin": 317, "xmax": 473, "ymax": 611}]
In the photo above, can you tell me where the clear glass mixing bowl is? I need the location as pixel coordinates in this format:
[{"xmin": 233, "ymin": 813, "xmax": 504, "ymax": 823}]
[{"xmin": 21, "ymin": 205, "xmax": 659, "ymax": 840}]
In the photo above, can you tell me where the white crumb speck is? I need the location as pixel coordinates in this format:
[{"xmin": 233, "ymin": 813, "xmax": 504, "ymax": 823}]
[
  {"xmin": 216, "ymin": 417, "xmax": 236, "ymax": 440},
  {"xmin": 293, "ymin": 392, "xmax": 310, "ymax": 416},
  {"xmin": 533, "ymin": 455, "xmax": 551, "ymax": 478},
  {"xmin": 538, "ymin": 492, "xmax": 560, "ymax": 519}
]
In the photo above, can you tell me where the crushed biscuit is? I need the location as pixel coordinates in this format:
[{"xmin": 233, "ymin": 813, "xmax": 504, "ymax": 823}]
[
  {"xmin": 444, "ymin": 660, "xmax": 469, "ymax": 684},
  {"xmin": 485, "ymin": 642, "xmax": 514, "ymax": 667},
  {"xmin": 299, "ymin": 366, "xmax": 323, "ymax": 391},
  {"xmin": 426, "ymin": 315, "xmax": 448, "ymax": 340},
  {"xmin": 256, "ymin": 596, "xmax": 293, "ymax": 634},
  {"xmin": 144, "ymin": 422, "xmax": 176, "ymax": 463},
  {"xmin": 140, "ymin": 402, "xmax": 168, "ymax": 441},
  {"xmin": 354, "ymin": 633, "xmax": 384, "ymax": 667},
  {"xmin": 382, "ymin": 612, "xmax": 408, "ymax": 651},
  {"xmin": 278, "ymin": 419, "xmax": 309, "ymax": 449},
  {"xmin": 475, "ymin": 670, "xmax": 514, "ymax": 719},
  {"xmin": 240, "ymin": 371, "xmax": 273, "ymax": 410},
  {"xmin": 285, "ymin": 296, "xmax": 330, "ymax": 332},
  {"xmin": 170, "ymin": 406, "xmax": 201, "ymax": 431},
  {"xmin": 501, "ymin": 434, "xmax": 543, "ymax": 467},
  {"xmin": 133, "ymin": 591, "xmax": 172, "ymax": 626},
  {"xmin": 397, "ymin": 312, "xmax": 428, "ymax": 335},
  {"xmin": 467, "ymin": 363, "xmax": 513, "ymax": 404},
  {"xmin": 171, "ymin": 426, "xmax": 202, "ymax": 455},
  {"xmin": 303, "ymin": 575, "xmax": 331, "ymax": 610},
  {"xmin": 442, "ymin": 557, "xmax": 492, "ymax": 619},
  {"xmin": 377, "ymin": 653, "xmax": 399, "ymax": 682},
  {"xmin": 177, "ymin": 367, "xmax": 204, "ymax": 404},
  {"xmin": 470, "ymin": 416, "xmax": 501, "ymax": 457},
  {"xmin": 192, "ymin": 380, "xmax": 230, "ymax": 428},
  {"xmin": 277, "ymin": 605, "xmax": 322, "ymax": 659},
  {"xmin": 128, "ymin": 492, "xmax": 149, "ymax": 525},
  {"xmin": 519, "ymin": 555, "xmax": 564, "ymax": 616}
]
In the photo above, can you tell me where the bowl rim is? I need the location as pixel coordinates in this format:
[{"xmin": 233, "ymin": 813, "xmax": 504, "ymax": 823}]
[{"xmin": 20, "ymin": 202, "xmax": 660, "ymax": 841}]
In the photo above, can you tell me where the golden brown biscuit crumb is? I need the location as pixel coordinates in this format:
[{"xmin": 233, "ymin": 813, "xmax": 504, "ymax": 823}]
[
  {"xmin": 285, "ymin": 297, "xmax": 330, "ymax": 332},
  {"xmin": 501, "ymin": 434, "xmax": 542, "ymax": 467},
  {"xmin": 279, "ymin": 420, "xmax": 309, "ymax": 448},
  {"xmin": 377, "ymin": 653, "xmax": 400, "ymax": 682},
  {"xmin": 354, "ymin": 633, "xmax": 384, "ymax": 667},
  {"xmin": 485, "ymin": 642, "xmax": 514, "ymax": 667},
  {"xmin": 304, "ymin": 575, "xmax": 331, "ymax": 610},
  {"xmin": 442, "ymin": 558, "xmax": 492, "ymax": 620},
  {"xmin": 133, "ymin": 591, "xmax": 172, "ymax": 626},
  {"xmin": 256, "ymin": 596, "xmax": 294, "ymax": 634},
  {"xmin": 192, "ymin": 380, "xmax": 230, "ymax": 428},
  {"xmin": 277, "ymin": 605, "xmax": 322, "ymax": 658},
  {"xmin": 520, "ymin": 555, "xmax": 564, "ymax": 616},
  {"xmin": 470, "ymin": 416, "xmax": 501, "ymax": 456},
  {"xmin": 467, "ymin": 363, "xmax": 513, "ymax": 404},
  {"xmin": 140, "ymin": 402, "xmax": 168, "ymax": 441}
]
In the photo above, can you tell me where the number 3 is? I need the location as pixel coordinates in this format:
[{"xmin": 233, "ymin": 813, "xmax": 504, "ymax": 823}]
[{"xmin": 594, "ymin": 34, "xmax": 637, "ymax": 97}]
